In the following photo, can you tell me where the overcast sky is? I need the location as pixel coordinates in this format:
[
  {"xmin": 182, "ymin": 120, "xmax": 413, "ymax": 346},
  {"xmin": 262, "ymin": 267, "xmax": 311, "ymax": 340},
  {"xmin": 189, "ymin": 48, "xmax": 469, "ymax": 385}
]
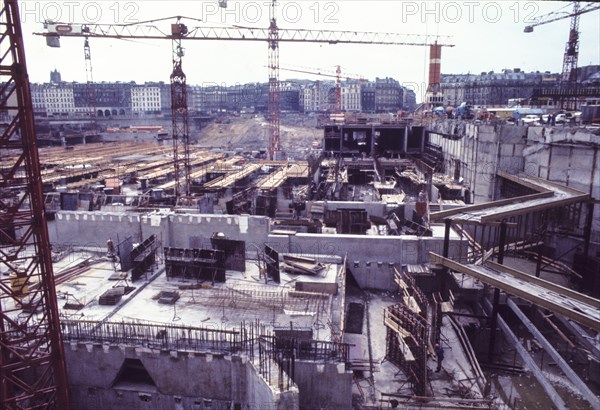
[{"xmin": 19, "ymin": 1, "xmax": 600, "ymax": 101}]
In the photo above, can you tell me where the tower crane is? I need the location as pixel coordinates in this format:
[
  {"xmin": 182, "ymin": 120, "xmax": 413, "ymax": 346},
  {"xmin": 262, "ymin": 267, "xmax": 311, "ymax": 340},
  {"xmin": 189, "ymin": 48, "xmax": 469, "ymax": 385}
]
[
  {"xmin": 38, "ymin": 10, "xmax": 454, "ymax": 185},
  {"xmin": 83, "ymin": 37, "xmax": 98, "ymax": 134},
  {"xmin": 1, "ymin": 1, "xmax": 70, "ymax": 409},
  {"xmin": 524, "ymin": 2, "xmax": 600, "ymax": 84}
]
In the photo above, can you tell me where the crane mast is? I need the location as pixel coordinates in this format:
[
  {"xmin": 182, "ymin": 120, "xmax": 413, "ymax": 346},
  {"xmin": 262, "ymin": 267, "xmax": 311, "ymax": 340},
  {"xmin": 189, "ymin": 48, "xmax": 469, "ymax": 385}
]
[
  {"xmin": 170, "ymin": 21, "xmax": 191, "ymax": 198},
  {"xmin": 0, "ymin": 1, "xmax": 70, "ymax": 408},
  {"xmin": 524, "ymin": 1, "xmax": 600, "ymax": 108},
  {"xmin": 83, "ymin": 37, "xmax": 98, "ymax": 132},
  {"xmin": 561, "ymin": 1, "xmax": 581, "ymax": 83},
  {"xmin": 268, "ymin": 0, "xmax": 281, "ymax": 160}
]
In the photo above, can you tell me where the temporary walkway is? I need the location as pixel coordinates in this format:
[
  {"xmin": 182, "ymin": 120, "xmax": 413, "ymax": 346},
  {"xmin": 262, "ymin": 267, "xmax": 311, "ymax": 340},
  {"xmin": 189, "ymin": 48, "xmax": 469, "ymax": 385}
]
[{"xmin": 430, "ymin": 171, "xmax": 589, "ymax": 224}]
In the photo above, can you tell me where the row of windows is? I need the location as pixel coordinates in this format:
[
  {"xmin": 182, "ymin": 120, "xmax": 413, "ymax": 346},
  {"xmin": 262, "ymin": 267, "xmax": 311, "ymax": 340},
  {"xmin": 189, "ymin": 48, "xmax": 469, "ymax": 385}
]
[
  {"xmin": 132, "ymin": 97, "xmax": 160, "ymax": 102},
  {"xmin": 132, "ymin": 90, "xmax": 160, "ymax": 96},
  {"xmin": 132, "ymin": 103, "xmax": 160, "ymax": 108}
]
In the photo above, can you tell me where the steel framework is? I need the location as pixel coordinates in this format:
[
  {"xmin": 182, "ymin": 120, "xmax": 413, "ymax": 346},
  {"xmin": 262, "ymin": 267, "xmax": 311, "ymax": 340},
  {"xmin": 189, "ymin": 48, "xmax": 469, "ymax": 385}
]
[
  {"xmin": 170, "ymin": 20, "xmax": 191, "ymax": 197},
  {"xmin": 83, "ymin": 37, "xmax": 97, "ymax": 133},
  {"xmin": 0, "ymin": 1, "xmax": 70, "ymax": 408},
  {"xmin": 561, "ymin": 1, "xmax": 581, "ymax": 83},
  {"xmin": 267, "ymin": 1, "xmax": 281, "ymax": 160},
  {"xmin": 524, "ymin": 1, "xmax": 600, "ymax": 109}
]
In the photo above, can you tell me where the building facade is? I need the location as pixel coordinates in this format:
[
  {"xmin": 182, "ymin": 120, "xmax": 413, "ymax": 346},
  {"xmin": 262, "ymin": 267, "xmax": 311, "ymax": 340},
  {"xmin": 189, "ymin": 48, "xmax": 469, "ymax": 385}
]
[
  {"xmin": 374, "ymin": 77, "xmax": 403, "ymax": 113},
  {"xmin": 341, "ymin": 82, "xmax": 362, "ymax": 112},
  {"xmin": 441, "ymin": 68, "xmax": 562, "ymax": 107},
  {"xmin": 42, "ymin": 83, "xmax": 78, "ymax": 116},
  {"xmin": 31, "ymin": 71, "xmax": 423, "ymax": 117},
  {"xmin": 301, "ymin": 81, "xmax": 334, "ymax": 113},
  {"xmin": 131, "ymin": 84, "xmax": 161, "ymax": 114}
]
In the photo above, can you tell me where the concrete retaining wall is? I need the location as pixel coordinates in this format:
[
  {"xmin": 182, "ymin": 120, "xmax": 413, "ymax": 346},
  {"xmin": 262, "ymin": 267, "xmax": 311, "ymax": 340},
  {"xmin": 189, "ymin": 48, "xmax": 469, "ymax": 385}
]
[
  {"xmin": 65, "ymin": 342, "xmax": 297, "ymax": 410},
  {"xmin": 293, "ymin": 361, "xmax": 353, "ymax": 410},
  {"xmin": 49, "ymin": 212, "xmax": 143, "ymax": 250}
]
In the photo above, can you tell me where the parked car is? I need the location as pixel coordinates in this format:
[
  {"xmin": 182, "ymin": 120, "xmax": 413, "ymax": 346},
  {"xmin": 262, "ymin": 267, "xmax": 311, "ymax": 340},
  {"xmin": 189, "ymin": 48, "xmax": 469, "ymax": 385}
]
[
  {"xmin": 522, "ymin": 114, "xmax": 541, "ymax": 125},
  {"xmin": 554, "ymin": 113, "xmax": 567, "ymax": 123},
  {"xmin": 567, "ymin": 112, "xmax": 581, "ymax": 123}
]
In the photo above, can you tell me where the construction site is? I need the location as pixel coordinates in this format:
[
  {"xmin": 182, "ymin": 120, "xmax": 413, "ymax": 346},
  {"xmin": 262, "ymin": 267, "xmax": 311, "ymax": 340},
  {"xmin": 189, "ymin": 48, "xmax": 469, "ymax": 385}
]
[{"xmin": 2, "ymin": 1, "xmax": 600, "ymax": 409}]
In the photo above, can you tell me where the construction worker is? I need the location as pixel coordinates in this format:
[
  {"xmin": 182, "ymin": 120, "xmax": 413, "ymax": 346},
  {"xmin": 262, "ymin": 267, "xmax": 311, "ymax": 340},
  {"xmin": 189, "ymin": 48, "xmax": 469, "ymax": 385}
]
[
  {"xmin": 107, "ymin": 239, "xmax": 116, "ymax": 260},
  {"xmin": 435, "ymin": 342, "xmax": 444, "ymax": 372}
]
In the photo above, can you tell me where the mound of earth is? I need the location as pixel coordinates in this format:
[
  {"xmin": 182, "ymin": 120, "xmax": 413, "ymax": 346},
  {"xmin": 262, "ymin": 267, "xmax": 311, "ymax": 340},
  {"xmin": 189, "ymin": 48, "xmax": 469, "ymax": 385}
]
[{"xmin": 194, "ymin": 116, "xmax": 322, "ymax": 153}]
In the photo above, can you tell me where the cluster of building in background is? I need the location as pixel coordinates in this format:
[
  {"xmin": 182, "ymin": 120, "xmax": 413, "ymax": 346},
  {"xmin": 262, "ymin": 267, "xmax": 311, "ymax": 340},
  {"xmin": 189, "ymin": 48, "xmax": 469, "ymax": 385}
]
[
  {"xmin": 442, "ymin": 65, "xmax": 600, "ymax": 109},
  {"xmin": 29, "ymin": 64, "xmax": 600, "ymax": 119},
  {"xmin": 31, "ymin": 69, "xmax": 416, "ymax": 117}
]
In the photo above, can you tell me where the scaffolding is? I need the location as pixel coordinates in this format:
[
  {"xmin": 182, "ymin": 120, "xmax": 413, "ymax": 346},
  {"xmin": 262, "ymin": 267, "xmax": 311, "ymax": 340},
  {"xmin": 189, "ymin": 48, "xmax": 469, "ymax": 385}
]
[{"xmin": 384, "ymin": 304, "xmax": 429, "ymax": 396}]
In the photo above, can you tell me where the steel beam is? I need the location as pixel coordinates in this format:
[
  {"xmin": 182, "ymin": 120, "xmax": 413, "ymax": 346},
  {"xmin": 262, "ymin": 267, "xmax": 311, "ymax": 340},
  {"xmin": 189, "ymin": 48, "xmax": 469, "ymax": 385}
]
[
  {"xmin": 429, "ymin": 253, "xmax": 600, "ymax": 331},
  {"xmin": 507, "ymin": 299, "xmax": 600, "ymax": 409},
  {"xmin": 495, "ymin": 310, "xmax": 568, "ymax": 410},
  {"xmin": 0, "ymin": 1, "xmax": 70, "ymax": 408},
  {"xmin": 554, "ymin": 315, "xmax": 600, "ymax": 359},
  {"xmin": 430, "ymin": 191, "xmax": 553, "ymax": 221},
  {"xmin": 485, "ymin": 261, "xmax": 600, "ymax": 308}
]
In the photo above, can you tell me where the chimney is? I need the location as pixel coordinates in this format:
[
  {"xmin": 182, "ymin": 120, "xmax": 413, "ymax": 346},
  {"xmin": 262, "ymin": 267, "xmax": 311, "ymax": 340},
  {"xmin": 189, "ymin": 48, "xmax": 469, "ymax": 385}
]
[{"xmin": 427, "ymin": 42, "xmax": 442, "ymax": 94}]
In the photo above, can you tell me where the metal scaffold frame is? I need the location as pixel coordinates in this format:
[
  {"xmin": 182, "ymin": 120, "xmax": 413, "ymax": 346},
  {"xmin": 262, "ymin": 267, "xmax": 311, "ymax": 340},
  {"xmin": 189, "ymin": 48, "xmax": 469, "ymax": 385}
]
[
  {"xmin": 0, "ymin": 1, "xmax": 70, "ymax": 408},
  {"xmin": 384, "ymin": 303, "xmax": 428, "ymax": 396}
]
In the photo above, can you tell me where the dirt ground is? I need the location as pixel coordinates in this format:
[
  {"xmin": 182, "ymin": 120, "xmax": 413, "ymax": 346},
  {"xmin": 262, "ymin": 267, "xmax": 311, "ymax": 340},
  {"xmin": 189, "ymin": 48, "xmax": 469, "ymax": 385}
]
[{"xmin": 194, "ymin": 115, "xmax": 322, "ymax": 155}]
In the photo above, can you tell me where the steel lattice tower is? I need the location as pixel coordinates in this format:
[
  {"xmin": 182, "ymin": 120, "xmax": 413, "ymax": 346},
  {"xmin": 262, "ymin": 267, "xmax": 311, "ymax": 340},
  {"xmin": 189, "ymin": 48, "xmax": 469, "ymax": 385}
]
[
  {"xmin": 267, "ymin": 0, "xmax": 281, "ymax": 160},
  {"xmin": 0, "ymin": 1, "xmax": 70, "ymax": 408},
  {"xmin": 170, "ymin": 20, "xmax": 191, "ymax": 198},
  {"xmin": 561, "ymin": 1, "xmax": 581, "ymax": 83}
]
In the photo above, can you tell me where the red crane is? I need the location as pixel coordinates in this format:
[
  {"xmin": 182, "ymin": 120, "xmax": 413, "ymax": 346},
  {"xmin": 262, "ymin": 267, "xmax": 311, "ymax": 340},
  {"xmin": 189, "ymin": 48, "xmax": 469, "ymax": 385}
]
[
  {"xmin": 524, "ymin": 1, "xmax": 600, "ymax": 108},
  {"xmin": 0, "ymin": 1, "xmax": 70, "ymax": 409},
  {"xmin": 39, "ymin": 12, "xmax": 454, "ymax": 172}
]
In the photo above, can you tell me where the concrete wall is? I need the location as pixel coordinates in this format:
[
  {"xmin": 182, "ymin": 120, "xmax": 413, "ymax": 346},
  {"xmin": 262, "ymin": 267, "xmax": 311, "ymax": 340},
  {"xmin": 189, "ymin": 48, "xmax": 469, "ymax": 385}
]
[
  {"xmin": 293, "ymin": 361, "xmax": 352, "ymax": 410},
  {"xmin": 245, "ymin": 362, "xmax": 299, "ymax": 410},
  {"xmin": 143, "ymin": 213, "xmax": 271, "ymax": 249},
  {"xmin": 49, "ymin": 212, "xmax": 143, "ymax": 249},
  {"xmin": 49, "ymin": 212, "xmax": 271, "ymax": 253},
  {"xmin": 50, "ymin": 211, "xmax": 462, "ymax": 290},
  {"xmin": 65, "ymin": 342, "xmax": 297, "ymax": 410},
  {"xmin": 523, "ymin": 129, "xmax": 600, "ymax": 235},
  {"xmin": 429, "ymin": 121, "xmax": 599, "ymax": 240},
  {"xmin": 310, "ymin": 200, "xmax": 387, "ymax": 218},
  {"xmin": 428, "ymin": 122, "xmax": 528, "ymax": 204},
  {"xmin": 265, "ymin": 231, "xmax": 464, "ymax": 290}
]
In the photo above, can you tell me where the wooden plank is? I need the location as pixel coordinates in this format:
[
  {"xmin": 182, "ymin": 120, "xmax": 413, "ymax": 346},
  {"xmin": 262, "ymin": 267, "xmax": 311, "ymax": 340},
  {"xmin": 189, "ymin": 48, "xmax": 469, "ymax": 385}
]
[
  {"xmin": 403, "ymin": 296, "xmax": 421, "ymax": 314},
  {"xmin": 384, "ymin": 316, "xmax": 410, "ymax": 339},
  {"xmin": 440, "ymin": 301, "xmax": 453, "ymax": 313},
  {"xmin": 497, "ymin": 171, "xmax": 588, "ymax": 196},
  {"xmin": 480, "ymin": 193, "xmax": 589, "ymax": 223},
  {"xmin": 396, "ymin": 334, "xmax": 415, "ymax": 362}
]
